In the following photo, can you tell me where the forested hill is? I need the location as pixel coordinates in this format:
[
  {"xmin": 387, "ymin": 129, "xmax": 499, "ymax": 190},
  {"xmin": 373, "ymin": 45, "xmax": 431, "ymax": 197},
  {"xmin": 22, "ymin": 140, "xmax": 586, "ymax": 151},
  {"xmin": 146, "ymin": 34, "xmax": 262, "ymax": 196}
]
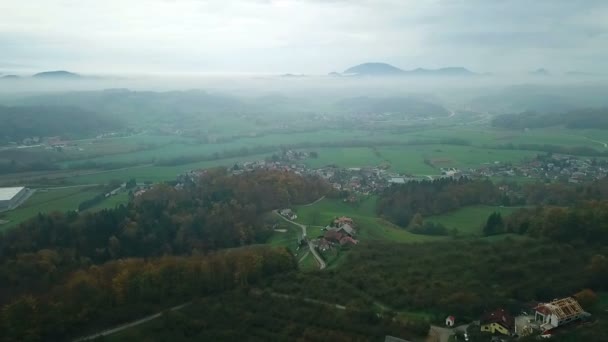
[
  {"xmin": 1, "ymin": 246, "xmax": 296, "ymax": 342},
  {"xmin": 0, "ymin": 105, "xmax": 120, "ymax": 143},
  {"xmin": 0, "ymin": 169, "xmax": 329, "ymax": 302},
  {"xmin": 492, "ymin": 108, "xmax": 608, "ymax": 129}
]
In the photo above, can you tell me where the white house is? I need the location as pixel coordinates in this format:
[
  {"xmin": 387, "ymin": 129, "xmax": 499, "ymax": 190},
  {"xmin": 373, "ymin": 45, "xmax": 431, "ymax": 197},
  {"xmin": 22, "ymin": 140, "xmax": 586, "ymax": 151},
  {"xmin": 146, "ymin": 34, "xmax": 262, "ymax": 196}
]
[
  {"xmin": 445, "ymin": 315, "xmax": 455, "ymax": 327},
  {"xmin": 534, "ymin": 297, "xmax": 587, "ymax": 331}
]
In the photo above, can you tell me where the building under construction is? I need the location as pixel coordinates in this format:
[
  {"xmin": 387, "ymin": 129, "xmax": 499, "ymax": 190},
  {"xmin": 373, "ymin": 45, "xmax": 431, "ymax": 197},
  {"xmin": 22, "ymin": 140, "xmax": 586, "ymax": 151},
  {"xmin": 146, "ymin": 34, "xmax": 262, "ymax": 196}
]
[{"xmin": 534, "ymin": 297, "xmax": 588, "ymax": 331}]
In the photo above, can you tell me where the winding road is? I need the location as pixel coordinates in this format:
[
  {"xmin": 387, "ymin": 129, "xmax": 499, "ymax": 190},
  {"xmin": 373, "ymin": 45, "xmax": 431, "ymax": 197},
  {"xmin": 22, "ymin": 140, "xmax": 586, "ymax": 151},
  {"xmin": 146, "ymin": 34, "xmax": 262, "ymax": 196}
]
[{"xmin": 274, "ymin": 210, "xmax": 326, "ymax": 270}]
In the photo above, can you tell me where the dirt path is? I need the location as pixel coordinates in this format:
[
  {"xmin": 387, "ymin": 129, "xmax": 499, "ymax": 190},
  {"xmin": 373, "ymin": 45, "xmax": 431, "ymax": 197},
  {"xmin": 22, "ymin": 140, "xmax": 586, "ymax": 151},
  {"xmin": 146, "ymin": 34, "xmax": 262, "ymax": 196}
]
[
  {"xmin": 72, "ymin": 302, "xmax": 191, "ymax": 341},
  {"xmin": 301, "ymin": 195, "xmax": 325, "ymax": 207}
]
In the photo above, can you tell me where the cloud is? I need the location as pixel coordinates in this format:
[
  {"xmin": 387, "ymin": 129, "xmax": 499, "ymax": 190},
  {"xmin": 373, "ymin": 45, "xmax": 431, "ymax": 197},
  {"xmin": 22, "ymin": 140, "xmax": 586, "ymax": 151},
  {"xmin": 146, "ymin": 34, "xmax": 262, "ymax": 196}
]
[{"xmin": 0, "ymin": 0, "xmax": 607, "ymax": 73}]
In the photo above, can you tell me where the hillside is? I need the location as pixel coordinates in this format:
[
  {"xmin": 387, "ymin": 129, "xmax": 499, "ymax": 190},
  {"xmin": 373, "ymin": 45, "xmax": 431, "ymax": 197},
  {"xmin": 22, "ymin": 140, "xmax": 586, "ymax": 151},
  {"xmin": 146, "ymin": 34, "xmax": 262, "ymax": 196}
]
[
  {"xmin": 0, "ymin": 105, "xmax": 120, "ymax": 143},
  {"xmin": 342, "ymin": 63, "xmax": 475, "ymax": 77},
  {"xmin": 406, "ymin": 67, "xmax": 475, "ymax": 76},
  {"xmin": 343, "ymin": 62, "xmax": 404, "ymax": 76},
  {"xmin": 32, "ymin": 70, "xmax": 81, "ymax": 79}
]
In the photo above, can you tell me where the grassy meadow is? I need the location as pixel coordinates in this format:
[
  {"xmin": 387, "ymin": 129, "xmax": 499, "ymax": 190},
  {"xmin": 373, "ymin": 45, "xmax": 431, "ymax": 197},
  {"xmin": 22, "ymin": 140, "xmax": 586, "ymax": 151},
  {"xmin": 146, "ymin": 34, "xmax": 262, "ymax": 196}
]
[
  {"xmin": 426, "ymin": 205, "xmax": 524, "ymax": 235},
  {"xmin": 294, "ymin": 196, "xmax": 440, "ymax": 243}
]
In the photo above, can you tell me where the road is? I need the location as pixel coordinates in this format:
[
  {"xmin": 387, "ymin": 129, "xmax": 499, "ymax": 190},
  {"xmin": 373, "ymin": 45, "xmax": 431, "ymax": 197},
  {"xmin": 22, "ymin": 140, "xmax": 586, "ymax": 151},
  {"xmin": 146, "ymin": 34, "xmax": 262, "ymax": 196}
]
[
  {"xmin": 72, "ymin": 302, "xmax": 191, "ymax": 341},
  {"xmin": 274, "ymin": 210, "xmax": 326, "ymax": 270}
]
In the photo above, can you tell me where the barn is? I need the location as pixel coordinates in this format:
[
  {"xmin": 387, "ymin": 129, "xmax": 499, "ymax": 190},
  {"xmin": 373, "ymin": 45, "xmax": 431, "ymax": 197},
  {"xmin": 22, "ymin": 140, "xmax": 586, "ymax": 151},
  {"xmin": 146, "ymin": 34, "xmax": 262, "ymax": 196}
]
[{"xmin": 0, "ymin": 187, "xmax": 28, "ymax": 211}]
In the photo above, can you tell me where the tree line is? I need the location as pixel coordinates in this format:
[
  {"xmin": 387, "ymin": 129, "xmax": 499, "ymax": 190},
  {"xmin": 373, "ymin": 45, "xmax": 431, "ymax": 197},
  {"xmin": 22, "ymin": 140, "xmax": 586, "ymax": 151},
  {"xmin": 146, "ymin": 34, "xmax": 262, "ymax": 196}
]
[
  {"xmin": 502, "ymin": 200, "xmax": 608, "ymax": 249},
  {"xmin": 378, "ymin": 176, "xmax": 608, "ymax": 230}
]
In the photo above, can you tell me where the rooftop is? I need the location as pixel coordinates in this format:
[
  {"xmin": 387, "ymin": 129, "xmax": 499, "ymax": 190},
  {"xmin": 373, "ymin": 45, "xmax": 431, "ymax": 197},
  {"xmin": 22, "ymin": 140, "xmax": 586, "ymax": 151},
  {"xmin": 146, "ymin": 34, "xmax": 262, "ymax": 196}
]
[
  {"xmin": 0, "ymin": 187, "xmax": 25, "ymax": 201},
  {"xmin": 481, "ymin": 308, "xmax": 514, "ymax": 329}
]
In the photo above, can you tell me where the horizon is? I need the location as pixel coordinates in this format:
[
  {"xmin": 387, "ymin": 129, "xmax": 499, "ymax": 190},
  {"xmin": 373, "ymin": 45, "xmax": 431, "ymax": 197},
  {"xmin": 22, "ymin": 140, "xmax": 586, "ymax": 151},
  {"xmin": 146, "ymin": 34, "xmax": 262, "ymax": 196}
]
[{"xmin": 2, "ymin": 0, "xmax": 608, "ymax": 74}]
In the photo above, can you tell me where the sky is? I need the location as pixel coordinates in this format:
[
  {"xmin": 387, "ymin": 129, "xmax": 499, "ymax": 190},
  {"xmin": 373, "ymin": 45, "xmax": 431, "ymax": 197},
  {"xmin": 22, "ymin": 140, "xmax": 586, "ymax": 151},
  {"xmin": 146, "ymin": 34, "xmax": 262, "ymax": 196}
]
[{"xmin": 1, "ymin": 0, "xmax": 607, "ymax": 75}]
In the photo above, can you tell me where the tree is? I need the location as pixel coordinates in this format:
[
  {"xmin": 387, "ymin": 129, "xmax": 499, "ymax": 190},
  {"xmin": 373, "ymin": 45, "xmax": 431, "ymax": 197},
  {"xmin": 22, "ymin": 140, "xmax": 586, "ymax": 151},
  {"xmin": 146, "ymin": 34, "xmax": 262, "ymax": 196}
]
[
  {"xmin": 574, "ymin": 289, "xmax": 599, "ymax": 311},
  {"xmin": 483, "ymin": 212, "xmax": 504, "ymax": 236},
  {"xmin": 587, "ymin": 254, "xmax": 608, "ymax": 289}
]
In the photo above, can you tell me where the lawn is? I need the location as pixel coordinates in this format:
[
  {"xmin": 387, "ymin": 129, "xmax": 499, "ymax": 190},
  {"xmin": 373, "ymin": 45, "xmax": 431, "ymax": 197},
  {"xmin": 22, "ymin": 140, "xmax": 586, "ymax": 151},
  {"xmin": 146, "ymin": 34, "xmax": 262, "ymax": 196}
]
[
  {"xmin": 425, "ymin": 205, "xmax": 524, "ymax": 235},
  {"xmin": 0, "ymin": 185, "xmax": 102, "ymax": 230},
  {"xmin": 86, "ymin": 192, "xmax": 130, "ymax": 211},
  {"xmin": 298, "ymin": 252, "xmax": 319, "ymax": 271},
  {"xmin": 295, "ymin": 196, "xmax": 441, "ymax": 243}
]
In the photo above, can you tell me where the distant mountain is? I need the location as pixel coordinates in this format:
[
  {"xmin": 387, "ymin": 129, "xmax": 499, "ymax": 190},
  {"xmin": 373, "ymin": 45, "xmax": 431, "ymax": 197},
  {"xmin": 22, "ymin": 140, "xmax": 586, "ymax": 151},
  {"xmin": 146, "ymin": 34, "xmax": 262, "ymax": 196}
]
[
  {"xmin": 33, "ymin": 70, "xmax": 81, "ymax": 79},
  {"xmin": 343, "ymin": 63, "xmax": 404, "ymax": 76},
  {"xmin": 343, "ymin": 63, "xmax": 476, "ymax": 77},
  {"xmin": 0, "ymin": 75, "xmax": 19, "ymax": 79},
  {"xmin": 529, "ymin": 68, "xmax": 550, "ymax": 76},
  {"xmin": 280, "ymin": 73, "xmax": 306, "ymax": 78},
  {"xmin": 406, "ymin": 67, "xmax": 476, "ymax": 76},
  {"xmin": 328, "ymin": 71, "xmax": 342, "ymax": 77}
]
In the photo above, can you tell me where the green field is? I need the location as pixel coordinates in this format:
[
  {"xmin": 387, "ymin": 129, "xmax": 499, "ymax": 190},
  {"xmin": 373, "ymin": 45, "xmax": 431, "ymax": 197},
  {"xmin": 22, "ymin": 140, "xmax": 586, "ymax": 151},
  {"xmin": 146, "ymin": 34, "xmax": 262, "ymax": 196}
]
[
  {"xmin": 426, "ymin": 205, "xmax": 524, "ymax": 235},
  {"xmin": 86, "ymin": 192, "xmax": 130, "ymax": 212},
  {"xmin": 302, "ymin": 144, "xmax": 540, "ymax": 175},
  {"xmin": 298, "ymin": 252, "xmax": 320, "ymax": 271},
  {"xmin": 295, "ymin": 196, "xmax": 441, "ymax": 243},
  {"xmin": 0, "ymin": 186, "xmax": 101, "ymax": 229}
]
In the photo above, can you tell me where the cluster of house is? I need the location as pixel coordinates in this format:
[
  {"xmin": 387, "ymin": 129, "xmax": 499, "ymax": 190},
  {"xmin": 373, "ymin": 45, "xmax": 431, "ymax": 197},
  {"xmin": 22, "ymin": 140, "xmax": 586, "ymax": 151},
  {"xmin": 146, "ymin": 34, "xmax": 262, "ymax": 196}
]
[
  {"xmin": 447, "ymin": 296, "xmax": 590, "ymax": 338},
  {"xmin": 471, "ymin": 154, "xmax": 607, "ymax": 183},
  {"xmin": 229, "ymin": 158, "xmax": 405, "ymax": 195},
  {"xmin": 315, "ymin": 216, "xmax": 359, "ymax": 251},
  {"xmin": 177, "ymin": 169, "xmax": 209, "ymax": 185}
]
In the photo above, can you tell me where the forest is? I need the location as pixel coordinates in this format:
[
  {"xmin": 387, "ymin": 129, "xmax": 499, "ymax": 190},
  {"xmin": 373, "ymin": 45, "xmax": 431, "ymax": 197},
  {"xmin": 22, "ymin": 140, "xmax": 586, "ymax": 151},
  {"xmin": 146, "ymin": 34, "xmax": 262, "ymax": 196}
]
[
  {"xmin": 269, "ymin": 238, "xmax": 606, "ymax": 320},
  {"xmin": 0, "ymin": 169, "xmax": 330, "ymax": 303},
  {"xmin": 105, "ymin": 290, "xmax": 428, "ymax": 342},
  {"xmin": 503, "ymin": 200, "xmax": 608, "ymax": 249},
  {"xmin": 378, "ymin": 176, "xmax": 608, "ymax": 229},
  {"xmin": 0, "ymin": 246, "xmax": 296, "ymax": 342}
]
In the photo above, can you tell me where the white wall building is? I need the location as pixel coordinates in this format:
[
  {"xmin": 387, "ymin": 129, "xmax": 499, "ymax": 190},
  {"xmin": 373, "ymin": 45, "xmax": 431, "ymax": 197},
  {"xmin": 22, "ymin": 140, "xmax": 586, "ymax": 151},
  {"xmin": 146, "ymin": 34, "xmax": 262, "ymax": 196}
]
[{"xmin": 0, "ymin": 187, "xmax": 28, "ymax": 211}]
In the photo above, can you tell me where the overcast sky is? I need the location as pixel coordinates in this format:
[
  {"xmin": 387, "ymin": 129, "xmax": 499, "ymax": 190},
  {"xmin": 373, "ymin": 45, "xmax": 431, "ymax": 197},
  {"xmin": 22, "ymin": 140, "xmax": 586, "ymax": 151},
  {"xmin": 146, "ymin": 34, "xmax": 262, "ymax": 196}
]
[{"xmin": 1, "ymin": 0, "xmax": 607, "ymax": 74}]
